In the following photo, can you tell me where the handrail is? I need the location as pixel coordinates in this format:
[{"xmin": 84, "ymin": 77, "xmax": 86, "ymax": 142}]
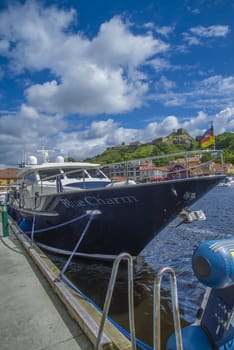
[
  {"xmin": 11, "ymin": 149, "xmax": 225, "ymax": 197},
  {"xmin": 153, "ymin": 267, "xmax": 183, "ymax": 350},
  {"xmin": 101, "ymin": 149, "xmax": 225, "ymax": 181},
  {"xmin": 101, "ymin": 149, "xmax": 224, "ymax": 167},
  {"xmin": 95, "ymin": 252, "xmax": 136, "ymax": 350}
]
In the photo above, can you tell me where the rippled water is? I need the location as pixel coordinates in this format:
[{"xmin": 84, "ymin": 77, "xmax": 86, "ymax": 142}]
[{"xmin": 47, "ymin": 186, "xmax": 234, "ymax": 349}]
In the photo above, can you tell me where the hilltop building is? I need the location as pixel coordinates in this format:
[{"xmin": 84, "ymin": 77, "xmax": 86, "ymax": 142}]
[{"xmin": 152, "ymin": 128, "xmax": 194, "ymax": 146}]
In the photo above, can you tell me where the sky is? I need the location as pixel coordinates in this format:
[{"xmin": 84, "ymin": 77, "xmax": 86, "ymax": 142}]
[{"xmin": 0, "ymin": 0, "xmax": 234, "ymax": 167}]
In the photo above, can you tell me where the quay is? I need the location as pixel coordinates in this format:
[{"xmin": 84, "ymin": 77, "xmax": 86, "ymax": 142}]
[
  {"xmin": 0, "ymin": 215, "xmax": 92, "ymax": 350},
  {"xmin": 0, "ymin": 214, "xmax": 131, "ymax": 350}
]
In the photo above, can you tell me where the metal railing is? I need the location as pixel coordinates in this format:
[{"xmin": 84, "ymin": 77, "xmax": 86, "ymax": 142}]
[
  {"xmin": 95, "ymin": 252, "xmax": 136, "ymax": 350},
  {"xmin": 95, "ymin": 254, "xmax": 183, "ymax": 350},
  {"xmin": 153, "ymin": 267, "xmax": 183, "ymax": 350},
  {"xmin": 8, "ymin": 149, "xmax": 225, "ymax": 199},
  {"xmin": 101, "ymin": 149, "xmax": 225, "ymax": 182}
]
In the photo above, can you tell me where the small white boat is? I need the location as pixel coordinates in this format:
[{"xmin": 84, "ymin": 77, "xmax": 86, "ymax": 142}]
[{"xmin": 219, "ymin": 176, "xmax": 234, "ymax": 187}]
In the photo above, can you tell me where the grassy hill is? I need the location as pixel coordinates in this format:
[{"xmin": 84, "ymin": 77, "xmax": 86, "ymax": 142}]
[{"xmin": 83, "ymin": 130, "xmax": 234, "ymax": 165}]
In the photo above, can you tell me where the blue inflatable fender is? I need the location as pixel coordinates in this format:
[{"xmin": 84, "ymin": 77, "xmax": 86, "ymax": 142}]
[
  {"xmin": 19, "ymin": 219, "xmax": 31, "ymax": 232},
  {"xmin": 166, "ymin": 325, "xmax": 213, "ymax": 350},
  {"xmin": 192, "ymin": 239, "xmax": 234, "ymax": 288}
]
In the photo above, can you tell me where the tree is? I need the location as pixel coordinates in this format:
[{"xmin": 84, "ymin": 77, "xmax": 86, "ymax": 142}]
[{"xmin": 66, "ymin": 157, "xmax": 77, "ymax": 162}]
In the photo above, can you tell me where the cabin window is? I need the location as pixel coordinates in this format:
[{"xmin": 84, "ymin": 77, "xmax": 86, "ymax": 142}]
[
  {"xmin": 62, "ymin": 169, "xmax": 88, "ymax": 179},
  {"xmin": 38, "ymin": 169, "xmax": 62, "ymax": 181},
  {"xmin": 25, "ymin": 172, "xmax": 38, "ymax": 182},
  {"xmin": 87, "ymin": 168, "xmax": 107, "ymax": 178}
]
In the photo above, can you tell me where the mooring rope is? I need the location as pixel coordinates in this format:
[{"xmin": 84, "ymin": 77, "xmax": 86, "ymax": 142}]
[
  {"xmin": 24, "ymin": 212, "xmax": 90, "ymax": 234},
  {"xmin": 24, "ymin": 209, "xmax": 153, "ymax": 349},
  {"xmin": 59, "ymin": 213, "xmax": 95, "ymax": 277},
  {"xmin": 30, "ymin": 214, "xmax": 36, "ymax": 247}
]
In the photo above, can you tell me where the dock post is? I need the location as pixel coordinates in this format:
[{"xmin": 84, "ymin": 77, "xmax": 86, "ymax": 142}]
[{"xmin": 1, "ymin": 203, "xmax": 9, "ymax": 237}]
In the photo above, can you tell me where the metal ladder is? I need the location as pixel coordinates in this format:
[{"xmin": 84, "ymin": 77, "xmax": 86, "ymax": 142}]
[
  {"xmin": 154, "ymin": 267, "xmax": 183, "ymax": 350},
  {"xmin": 95, "ymin": 254, "xmax": 183, "ymax": 350},
  {"xmin": 95, "ymin": 252, "xmax": 136, "ymax": 350}
]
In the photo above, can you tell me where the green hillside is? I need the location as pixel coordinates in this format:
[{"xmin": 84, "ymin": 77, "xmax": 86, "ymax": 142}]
[{"xmin": 83, "ymin": 130, "xmax": 234, "ymax": 165}]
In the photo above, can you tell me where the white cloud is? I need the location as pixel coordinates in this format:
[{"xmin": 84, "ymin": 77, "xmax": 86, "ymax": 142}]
[
  {"xmin": 0, "ymin": 2, "xmax": 169, "ymax": 116},
  {"xmin": 87, "ymin": 119, "xmax": 119, "ymax": 139},
  {"xmin": 26, "ymin": 67, "xmax": 149, "ymax": 115},
  {"xmin": 200, "ymin": 75, "xmax": 234, "ymax": 94},
  {"xmin": 152, "ymin": 74, "xmax": 234, "ymax": 110},
  {"xmin": 213, "ymin": 107, "xmax": 234, "ymax": 134},
  {"xmin": 148, "ymin": 57, "xmax": 173, "ymax": 72},
  {"xmin": 190, "ymin": 25, "xmax": 230, "ymax": 38},
  {"xmin": 0, "ymin": 106, "xmax": 233, "ymax": 167},
  {"xmin": 183, "ymin": 34, "xmax": 201, "ymax": 46},
  {"xmin": 89, "ymin": 16, "xmax": 168, "ymax": 69},
  {"xmin": 0, "ymin": 1, "xmax": 233, "ymax": 167},
  {"xmin": 0, "ymin": 1, "xmax": 76, "ymax": 73},
  {"xmin": 0, "ymin": 39, "xmax": 9, "ymax": 53},
  {"xmin": 154, "ymin": 25, "xmax": 176, "ymax": 37},
  {"xmin": 183, "ymin": 25, "xmax": 230, "ymax": 46},
  {"xmin": 155, "ymin": 76, "xmax": 176, "ymax": 91},
  {"xmin": 159, "ymin": 116, "xmax": 179, "ymax": 133},
  {"xmin": 191, "ymin": 8, "xmax": 200, "ymax": 15},
  {"xmin": 0, "ymin": 104, "xmax": 65, "ymax": 166}
]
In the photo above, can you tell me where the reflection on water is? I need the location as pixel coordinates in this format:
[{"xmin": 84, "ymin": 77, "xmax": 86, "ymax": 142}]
[
  {"xmin": 47, "ymin": 186, "xmax": 234, "ymax": 348},
  {"xmin": 48, "ymin": 254, "xmax": 155, "ymax": 314}
]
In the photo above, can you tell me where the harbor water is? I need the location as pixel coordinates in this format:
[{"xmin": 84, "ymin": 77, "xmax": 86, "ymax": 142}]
[{"xmin": 47, "ymin": 185, "xmax": 234, "ymax": 348}]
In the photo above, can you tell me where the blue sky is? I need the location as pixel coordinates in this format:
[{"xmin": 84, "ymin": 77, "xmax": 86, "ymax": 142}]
[{"xmin": 0, "ymin": 0, "xmax": 234, "ymax": 167}]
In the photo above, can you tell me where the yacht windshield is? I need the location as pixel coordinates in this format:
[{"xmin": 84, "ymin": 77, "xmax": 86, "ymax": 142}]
[
  {"xmin": 86, "ymin": 168, "xmax": 107, "ymax": 178},
  {"xmin": 24, "ymin": 172, "xmax": 38, "ymax": 183},
  {"xmin": 62, "ymin": 169, "xmax": 88, "ymax": 179},
  {"xmin": 63, "ymin": 168, "xmax": 106, "ymax": 179},
  {"xmin": 38, "ymin": 169, "xmax": 62, "ymax": 181}
]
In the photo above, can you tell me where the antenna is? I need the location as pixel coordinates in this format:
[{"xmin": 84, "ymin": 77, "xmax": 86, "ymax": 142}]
[{"xmin": 37, "ymin": 145, "xmax": 54, "ymax": 163}]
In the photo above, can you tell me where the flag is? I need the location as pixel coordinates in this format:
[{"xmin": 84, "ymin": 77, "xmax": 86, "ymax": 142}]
[{"xmin": 200, "ymin": 124, "xmax": 215, "ymax": 149}]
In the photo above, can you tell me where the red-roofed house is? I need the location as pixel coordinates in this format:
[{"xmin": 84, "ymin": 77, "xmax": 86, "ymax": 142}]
[{"xmin": 0, "ymin": 168, "xmax": 20, "ymax": 190}]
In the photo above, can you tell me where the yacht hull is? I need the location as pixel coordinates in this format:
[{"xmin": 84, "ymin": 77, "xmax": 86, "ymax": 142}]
[{"xmin": 8, "ymin": 175, "xmax": 224, "ymax": 260}]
